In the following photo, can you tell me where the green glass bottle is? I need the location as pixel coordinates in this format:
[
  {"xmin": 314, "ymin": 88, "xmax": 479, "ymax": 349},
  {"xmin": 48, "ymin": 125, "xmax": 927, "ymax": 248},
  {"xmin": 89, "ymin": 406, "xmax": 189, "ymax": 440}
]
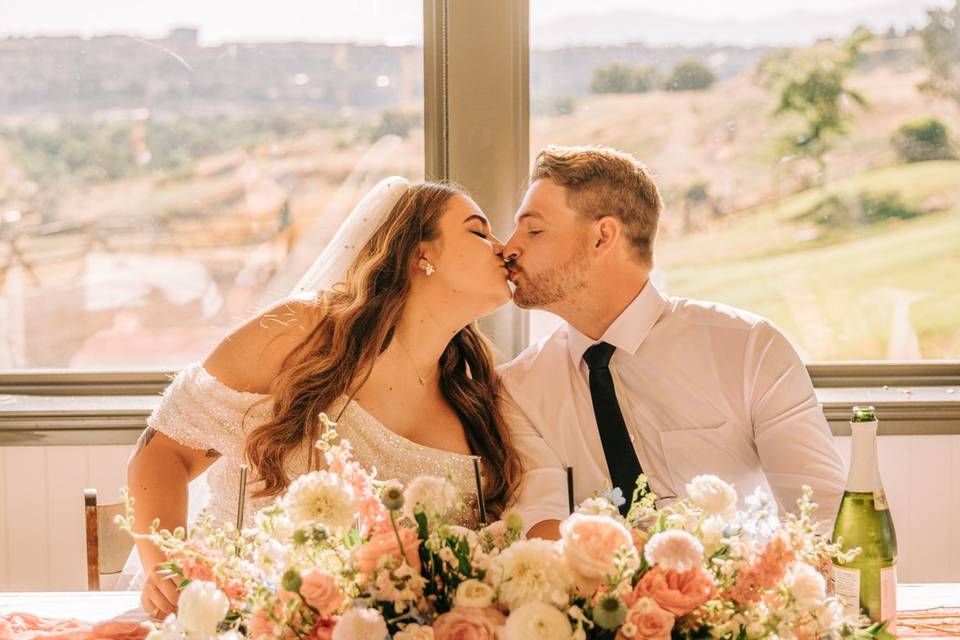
[{"xmin": 831, "ymin": 406, "xmax": 898, "ymax": 632}]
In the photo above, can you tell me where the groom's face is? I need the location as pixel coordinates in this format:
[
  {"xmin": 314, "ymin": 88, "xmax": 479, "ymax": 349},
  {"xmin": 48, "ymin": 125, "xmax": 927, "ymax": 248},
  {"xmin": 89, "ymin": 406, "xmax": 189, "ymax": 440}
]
[{"xmin": 504, "ymin": 179, "xmax": 590, "ymax": 309}]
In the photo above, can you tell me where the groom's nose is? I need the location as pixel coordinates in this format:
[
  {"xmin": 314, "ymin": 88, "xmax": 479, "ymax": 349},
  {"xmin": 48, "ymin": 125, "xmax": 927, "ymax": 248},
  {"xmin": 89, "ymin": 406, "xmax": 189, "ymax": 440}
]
[{"xmin": 503, "ymin": 231, "xmax": 521, "ymax": 261}]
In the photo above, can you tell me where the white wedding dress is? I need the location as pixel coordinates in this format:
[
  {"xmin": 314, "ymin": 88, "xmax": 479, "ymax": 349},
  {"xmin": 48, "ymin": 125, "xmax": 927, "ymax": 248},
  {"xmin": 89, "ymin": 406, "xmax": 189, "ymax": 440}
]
[{"xmin": 118, "ymin": 362, "xmax": 481, "ymax": 589}]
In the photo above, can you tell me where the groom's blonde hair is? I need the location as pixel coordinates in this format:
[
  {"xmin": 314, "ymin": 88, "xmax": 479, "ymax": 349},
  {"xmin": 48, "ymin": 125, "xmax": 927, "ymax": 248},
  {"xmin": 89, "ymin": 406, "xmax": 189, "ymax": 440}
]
[{"xmin": 532, "ymin": 145, "xmax": 662, "ymax": 266}]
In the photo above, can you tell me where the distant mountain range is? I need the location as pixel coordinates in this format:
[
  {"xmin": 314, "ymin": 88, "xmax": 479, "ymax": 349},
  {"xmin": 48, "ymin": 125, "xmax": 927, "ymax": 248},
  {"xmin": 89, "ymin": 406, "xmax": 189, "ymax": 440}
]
[{"xmin": 532, "ymin": 1, "xmax": 941, "ymax": 48}]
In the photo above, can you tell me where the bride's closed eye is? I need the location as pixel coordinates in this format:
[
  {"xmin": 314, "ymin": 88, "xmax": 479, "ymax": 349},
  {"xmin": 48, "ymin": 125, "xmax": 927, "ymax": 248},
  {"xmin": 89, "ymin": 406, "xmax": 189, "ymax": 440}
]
[{"xmin": 470, "ymin": 230, "xmax": 488, "ymax": 239}]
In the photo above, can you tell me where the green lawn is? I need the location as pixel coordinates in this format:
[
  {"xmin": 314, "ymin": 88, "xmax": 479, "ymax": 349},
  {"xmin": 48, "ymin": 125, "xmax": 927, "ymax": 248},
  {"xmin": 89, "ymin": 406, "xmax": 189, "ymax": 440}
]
[{"xmin": 658, "ymin": 161, "xmax": 960, "ymax": 360}]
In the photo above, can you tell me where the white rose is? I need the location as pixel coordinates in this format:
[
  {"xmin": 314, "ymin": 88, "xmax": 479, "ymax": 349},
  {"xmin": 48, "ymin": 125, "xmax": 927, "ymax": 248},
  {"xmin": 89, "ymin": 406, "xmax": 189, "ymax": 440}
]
[
  {"xmin": 686, "ymin": 475, "xmax": 738, "ymax": 516},
  {"xmin": 700, "ymin": 515, "xmax": 726, "ymax": 555},
  {"xmin": 503, "ymin": 602, "xmax": 573, "ymax": 640},
  {"xmin": 404, "ymin": 476, "xmax": 461, "ymax": 519},
  {"xmin": 394, "ymin": 623, "xmax": 435, "ymax": 640},
  {"xmin": 455, "ymin": 579, "xmax": 495, "ymax": 608},
  {"xmin": 332, "ymin": 607, "xmax": 388, "ymax": 640},
  {"xmin": 789, "ymin": 562, "xmax": 827, "ymax": 609},
  {"xmin": 176, "ymin": 580, "xmax": 229, "ymax": 638},
  {"xmin": 489, "ymin": 539, "xmax": 574, "ymax": 610},
  {"xmin": 644, "ymin": 530, "xmax": 704, "ymax": 573}
]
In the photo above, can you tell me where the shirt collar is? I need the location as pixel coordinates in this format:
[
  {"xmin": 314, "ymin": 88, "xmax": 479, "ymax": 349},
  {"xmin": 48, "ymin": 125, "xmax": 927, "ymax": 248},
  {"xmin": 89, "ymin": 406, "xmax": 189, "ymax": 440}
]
[{"xmin": 566, "ymin": 279, "xmax": 669, "ymax": 368}]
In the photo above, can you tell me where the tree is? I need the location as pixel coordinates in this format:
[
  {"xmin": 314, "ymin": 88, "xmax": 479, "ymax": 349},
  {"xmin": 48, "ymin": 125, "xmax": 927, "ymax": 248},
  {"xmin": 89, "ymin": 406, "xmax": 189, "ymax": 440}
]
[
  {"xmin": 919, "ymin": 0, "xmax": 960, "ymax": 107},
  {"xmin": 663, "ymin": 60, "xmax": 715, "ymax": 92},
  {"xmin": 892, "ymin": 118, "xmax": 955, "ymax": 163},
  {"xmin": 768, "ymin": 29, "xmax": 871, "ymax": 184},
  {"xmin": 590, "ymin": 63, "xmax": 659, "ymax": 94}
]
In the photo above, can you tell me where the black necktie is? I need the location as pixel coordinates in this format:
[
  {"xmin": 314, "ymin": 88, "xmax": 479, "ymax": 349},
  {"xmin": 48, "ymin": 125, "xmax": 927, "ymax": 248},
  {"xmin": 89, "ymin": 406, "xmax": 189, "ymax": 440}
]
[{"xmin": 583, "ymin": 341, "xmax": 643, "ymax": 516}]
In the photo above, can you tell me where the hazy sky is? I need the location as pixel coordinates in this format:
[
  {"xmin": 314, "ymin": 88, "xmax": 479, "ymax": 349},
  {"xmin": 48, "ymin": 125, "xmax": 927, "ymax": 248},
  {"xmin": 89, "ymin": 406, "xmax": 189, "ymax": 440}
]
[{"xmin": 0, "ymin": 0, "xmax": 945, "ymax": 45}]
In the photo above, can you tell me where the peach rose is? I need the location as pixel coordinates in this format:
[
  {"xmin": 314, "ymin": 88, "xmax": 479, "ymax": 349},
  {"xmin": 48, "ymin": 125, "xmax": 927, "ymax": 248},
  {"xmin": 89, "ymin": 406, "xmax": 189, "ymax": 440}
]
[
  {"xmin": 617, "ymin": 597, "xmax": 675, "ymax": 640},
  {"xmin": 627, "ymin": 566, "xmax": 716, "ymax": 617},
  {"xmin": 560, "ymin": 514, "xmax": 637, "ymax": 595},
  {"xmin": 248, "ymin": 608, "xmax": 277, "ymax": 639},
  {"xmin": 433, "ymin": 606, "xmax": 505, "ymax": 640},
  {"xmin": 301, "ymin": 570, "xmax": 345, "ymax": 616},
  {"xmin": 355, "ymin": 526, "xmax": 422, "ymax": 574}
]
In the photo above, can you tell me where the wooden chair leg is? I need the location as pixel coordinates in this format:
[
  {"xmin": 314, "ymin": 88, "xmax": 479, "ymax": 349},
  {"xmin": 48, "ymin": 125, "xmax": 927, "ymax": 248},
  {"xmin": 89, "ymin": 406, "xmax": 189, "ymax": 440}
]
[{"xmin": 84, "ymin": 488, "xmax": 100, "ymax": 591}]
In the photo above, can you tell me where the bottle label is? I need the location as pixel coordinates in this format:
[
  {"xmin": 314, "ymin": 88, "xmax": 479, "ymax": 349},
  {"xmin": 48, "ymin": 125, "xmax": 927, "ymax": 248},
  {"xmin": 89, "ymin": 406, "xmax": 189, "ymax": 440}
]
[
  {"xmin": 881, "ymin": 564, "xmax": 897, "ymax": 633},
  {"xmin": 832, "ymin": 564, "xmax": 860, "ymax": 618},
  {"xmin": 874, "ymin": 490, "xmax": 890, "ymax": 511}
]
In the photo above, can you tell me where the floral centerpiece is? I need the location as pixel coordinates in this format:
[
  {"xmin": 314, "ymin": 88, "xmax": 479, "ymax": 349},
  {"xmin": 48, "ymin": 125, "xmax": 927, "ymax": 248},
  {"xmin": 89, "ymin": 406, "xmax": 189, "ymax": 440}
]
[{"xmin": 119, "ymin": 416, "xmax": 892, "ymax": 640}]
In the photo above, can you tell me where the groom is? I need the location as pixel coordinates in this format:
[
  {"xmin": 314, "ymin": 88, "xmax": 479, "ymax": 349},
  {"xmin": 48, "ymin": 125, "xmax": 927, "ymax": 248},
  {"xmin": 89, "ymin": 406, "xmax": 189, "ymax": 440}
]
[{"xmin": 499, "ymin": 145, "xmax": 846, "ymax": 539}]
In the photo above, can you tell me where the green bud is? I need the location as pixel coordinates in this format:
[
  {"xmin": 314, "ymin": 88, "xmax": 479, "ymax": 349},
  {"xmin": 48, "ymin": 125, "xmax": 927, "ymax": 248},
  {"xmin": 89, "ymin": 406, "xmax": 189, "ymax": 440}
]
[
  {"xmin": 292, "ymin": 530, "xmax": 308, "ymax": 545},
  {"xmin": 381, "ymin": 482, "xmax": 406, "ymax": 512},
  {"xmin": 281, "ymin": 569, "xmax": 302, "ymax": 593},
  {"xmin": 593, "ymin": 593, "xmax": 627, "ymax": 630},
  {"xmin": 504, "ymin": 510, "xmax": 524, "ymax": 533}
]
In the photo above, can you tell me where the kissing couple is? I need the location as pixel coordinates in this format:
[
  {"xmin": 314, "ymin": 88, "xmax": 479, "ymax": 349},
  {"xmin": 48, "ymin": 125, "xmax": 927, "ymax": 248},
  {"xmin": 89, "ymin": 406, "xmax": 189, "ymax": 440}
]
[{"xmin": 129, "ymin": 145, "xmax": 845, "ymax": 619}]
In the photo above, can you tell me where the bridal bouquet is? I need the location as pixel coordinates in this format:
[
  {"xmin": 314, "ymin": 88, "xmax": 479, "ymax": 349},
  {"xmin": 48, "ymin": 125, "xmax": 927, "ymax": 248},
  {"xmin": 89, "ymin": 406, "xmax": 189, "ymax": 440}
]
[{"xmin": 119, "ymin": 416, "xmax": 890, "ymax": 640}]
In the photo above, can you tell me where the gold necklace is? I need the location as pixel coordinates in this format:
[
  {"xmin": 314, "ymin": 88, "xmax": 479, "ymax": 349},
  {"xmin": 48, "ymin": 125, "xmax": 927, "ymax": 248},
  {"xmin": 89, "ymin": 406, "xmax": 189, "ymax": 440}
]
[{"xmin": 395, "ymin": 335, "xmax": 435, "ymax": 386}]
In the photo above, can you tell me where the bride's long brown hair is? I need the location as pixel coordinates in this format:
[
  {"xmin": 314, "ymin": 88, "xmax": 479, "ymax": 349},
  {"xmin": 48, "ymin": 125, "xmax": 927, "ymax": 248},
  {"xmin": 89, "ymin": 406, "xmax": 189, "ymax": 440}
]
[{"xmin": 244, "ymin": 182, "xmax": 521, "ymax": 518}]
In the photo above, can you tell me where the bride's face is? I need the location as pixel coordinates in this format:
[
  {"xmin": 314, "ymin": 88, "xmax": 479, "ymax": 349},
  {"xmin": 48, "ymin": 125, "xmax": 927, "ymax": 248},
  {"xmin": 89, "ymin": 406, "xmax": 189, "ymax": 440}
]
[{"xmin": 419, "ymin": 194, "xmax": 511, "ymax": 313}]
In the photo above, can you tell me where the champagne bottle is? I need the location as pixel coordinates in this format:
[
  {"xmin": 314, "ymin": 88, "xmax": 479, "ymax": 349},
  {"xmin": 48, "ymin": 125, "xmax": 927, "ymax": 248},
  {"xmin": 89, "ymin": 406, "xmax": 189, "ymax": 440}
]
[{"xmin": 831, "ymin": 406, "xmax": 898, "ymax": 632}]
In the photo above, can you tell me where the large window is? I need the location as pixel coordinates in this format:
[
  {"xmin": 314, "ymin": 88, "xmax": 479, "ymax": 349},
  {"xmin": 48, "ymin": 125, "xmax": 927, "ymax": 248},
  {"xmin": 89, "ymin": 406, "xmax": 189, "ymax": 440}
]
[
  {"xmin": 0, "ymin": 2, "xmax": 424, "ymax": 370},
  {"xmin": 529, "ymin": 0, "xmax": 960, "ymax": 361}
]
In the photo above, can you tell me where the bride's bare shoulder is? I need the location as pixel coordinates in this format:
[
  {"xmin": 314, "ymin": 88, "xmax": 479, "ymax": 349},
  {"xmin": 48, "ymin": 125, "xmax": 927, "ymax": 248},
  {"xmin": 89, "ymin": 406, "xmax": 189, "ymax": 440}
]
[{"xmin": 203, "ymin": 295, "xmax": 321, "ymax": 394}]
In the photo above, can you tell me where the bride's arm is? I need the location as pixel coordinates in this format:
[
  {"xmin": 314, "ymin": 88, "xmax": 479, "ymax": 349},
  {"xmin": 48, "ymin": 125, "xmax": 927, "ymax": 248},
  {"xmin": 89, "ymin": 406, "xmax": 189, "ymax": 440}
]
[
  {"xmin": 128, "ymin": 428, "xmax": 220, "ymax": 617},
  {"xmin": 128, "ymin": 297, "xmax": 315, "ymax": 617}
]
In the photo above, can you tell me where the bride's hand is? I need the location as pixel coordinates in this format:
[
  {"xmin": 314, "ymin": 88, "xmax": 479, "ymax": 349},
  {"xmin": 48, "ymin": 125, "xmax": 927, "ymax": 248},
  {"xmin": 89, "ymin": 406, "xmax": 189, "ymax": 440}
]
[{"xmin": 141, "ymin": 564, "xmax": 180, "ymax": 620}]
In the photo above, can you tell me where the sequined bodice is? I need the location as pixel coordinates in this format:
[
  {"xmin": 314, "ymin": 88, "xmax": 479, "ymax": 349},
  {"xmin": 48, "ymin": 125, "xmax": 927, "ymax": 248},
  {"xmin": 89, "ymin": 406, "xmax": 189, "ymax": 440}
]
[{"xmin": 148, "ymin": 364, "xmax": 480, "ymax": 529}]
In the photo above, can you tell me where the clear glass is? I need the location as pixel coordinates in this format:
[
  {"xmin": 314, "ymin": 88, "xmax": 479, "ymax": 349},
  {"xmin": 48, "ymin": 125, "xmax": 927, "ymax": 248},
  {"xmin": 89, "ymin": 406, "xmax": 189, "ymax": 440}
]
[
  {"xmin": 0, "ymin": 2, "xmax": 424, "ymax": 370},
  {"xmin": 528, "ymin": 0, "xmax": 960, "ymax": 360}
]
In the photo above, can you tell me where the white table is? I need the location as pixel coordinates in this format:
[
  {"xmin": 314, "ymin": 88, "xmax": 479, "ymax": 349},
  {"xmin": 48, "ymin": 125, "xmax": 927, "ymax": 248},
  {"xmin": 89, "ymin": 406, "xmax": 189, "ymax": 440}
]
[
  {"xmin": 1, "ymin": 584, "xmax": 958, "ymax": 631},
  {"xmin": 0, "ymin": 591, "xmax": 145, "ymax": 623}
]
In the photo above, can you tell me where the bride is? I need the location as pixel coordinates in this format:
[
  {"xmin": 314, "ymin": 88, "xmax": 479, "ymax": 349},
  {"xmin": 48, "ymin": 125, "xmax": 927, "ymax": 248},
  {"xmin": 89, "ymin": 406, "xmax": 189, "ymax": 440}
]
[{"xmin": 127, "ymin": 178, "xmax": 522, "ymax": 620}]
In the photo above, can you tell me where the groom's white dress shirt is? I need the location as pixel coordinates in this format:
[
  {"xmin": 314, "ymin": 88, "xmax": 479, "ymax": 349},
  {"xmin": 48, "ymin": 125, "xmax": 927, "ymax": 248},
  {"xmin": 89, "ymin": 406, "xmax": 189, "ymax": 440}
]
[{"xmin": 500, "ymin": 280, "xmax": 846, "ymax": 533}]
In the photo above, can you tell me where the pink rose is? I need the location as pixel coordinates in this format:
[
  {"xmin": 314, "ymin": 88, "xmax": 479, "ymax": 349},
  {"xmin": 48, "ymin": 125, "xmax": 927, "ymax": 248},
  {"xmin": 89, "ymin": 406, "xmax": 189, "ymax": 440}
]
[
  {"xmin": 355, "ymin": 526, "xmax": 422, "ymax": 574},
  {"xmin": 300, "ymin": 571, "xmax": 345, "ymax": 616},
  {"xmin": 249, "ymin": 608, "xmax": 277, "ymax": 639},
  {"xmin": 628, "ymin": 566, "xmax": 716, "ymax": 617},
  {"xmin": 307, "ymin": 616, "xmax": 337, "ymax": 640},
  {"xmin": 617, "ymin": 597, "xmax": 675, "ymax": 640},
  {"xmin": 560, "ymin": 514, "xmax": 637, "ymax": 595},
  {"xmin": 433, "ymin": 606, "xmax": 505, "ymax": 640}
]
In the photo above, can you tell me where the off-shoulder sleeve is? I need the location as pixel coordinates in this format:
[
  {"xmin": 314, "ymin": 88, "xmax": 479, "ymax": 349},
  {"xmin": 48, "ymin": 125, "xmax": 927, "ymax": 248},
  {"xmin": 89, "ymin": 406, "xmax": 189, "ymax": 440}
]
[{"xmin": 147, "ymin": 363, "xmax": 271, "ymax": 457}]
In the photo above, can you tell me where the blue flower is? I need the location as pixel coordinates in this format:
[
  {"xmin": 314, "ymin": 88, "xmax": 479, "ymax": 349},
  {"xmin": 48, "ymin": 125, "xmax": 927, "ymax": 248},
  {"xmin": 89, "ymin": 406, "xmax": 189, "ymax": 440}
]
[{"xmin": 600, "ymin": 487, "xmax": 626, "ymax": 507}]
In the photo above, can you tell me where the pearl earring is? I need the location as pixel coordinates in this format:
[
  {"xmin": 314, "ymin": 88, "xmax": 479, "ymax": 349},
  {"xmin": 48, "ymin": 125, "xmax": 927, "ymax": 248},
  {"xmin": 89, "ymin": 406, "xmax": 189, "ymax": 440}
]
[{"xmin": 424, "ymin": 262, "xmax": 435, "ymax": 276}]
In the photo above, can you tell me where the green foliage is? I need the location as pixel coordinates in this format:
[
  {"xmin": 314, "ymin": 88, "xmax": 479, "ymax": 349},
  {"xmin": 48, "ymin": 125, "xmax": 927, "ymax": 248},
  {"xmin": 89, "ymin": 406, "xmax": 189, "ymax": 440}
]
[
  {"xmin": 919, "ymin": 0, "xmax": 960, "ymax": 105},
  {"xmin": 663, "ymin": 60, "xmax": 716, "ymax": 92},
  {"xmin": 2, "ymin": 113, "xmax": 339, "ymax": 187},
  {"xmin": 590, "ymin": 63, "xmax": 660, "ymax": 94},
  {"xmin": 892, "ymin": 118, "xmax": 955, "ymax": 163},
  {"xmin": 767, "ymin": 29, "xmax": 872, "ymax": 180},
  {"xmin": 799, "ymin": 191, "xmax": 921, "ymax": 229}
]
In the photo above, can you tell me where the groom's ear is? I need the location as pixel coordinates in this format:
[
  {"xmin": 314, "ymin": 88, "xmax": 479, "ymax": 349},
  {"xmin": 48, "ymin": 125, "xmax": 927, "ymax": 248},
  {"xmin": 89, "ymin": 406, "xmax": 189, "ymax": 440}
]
[{"xmin": 592, "ymin": 216, "xmax": 622, "ymax": 255}]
